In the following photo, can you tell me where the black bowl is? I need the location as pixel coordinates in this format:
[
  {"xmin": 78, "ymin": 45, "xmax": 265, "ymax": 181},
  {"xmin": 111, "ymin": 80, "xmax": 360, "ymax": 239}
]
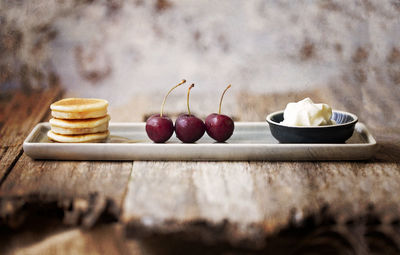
[{"xmin": 266, "ymin": 110, "xmax": 358, "ymax": 143}]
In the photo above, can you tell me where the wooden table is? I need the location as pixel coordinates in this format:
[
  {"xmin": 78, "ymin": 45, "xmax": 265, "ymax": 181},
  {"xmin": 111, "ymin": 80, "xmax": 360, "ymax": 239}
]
[{"xmin": 0, "ymin": 82, "xmax": 399, "ymax": 254}]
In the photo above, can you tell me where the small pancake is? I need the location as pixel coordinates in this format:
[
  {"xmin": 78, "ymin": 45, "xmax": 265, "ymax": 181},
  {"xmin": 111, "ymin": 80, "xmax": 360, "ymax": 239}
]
[
  {"xmin": 51, "ymin": 122, "xmax": 109, "ymax": 135},
  {"xmin": 51, "ymin": 109, "xmax": 107, "ymax": 119},
  {"xmin": 47, "ymin": 130, "xmax": 109, "ymax": 143},
  {"xmin": 50, "ymin": 98, "xmax": 108, "ymax": 119},
  {"xmin": 50, "ymin": 115, "xmax": 110, "ymax": 129},
  {"xmin": 51, "ymin": 98, "xmax": 108, "ymax": 112}
]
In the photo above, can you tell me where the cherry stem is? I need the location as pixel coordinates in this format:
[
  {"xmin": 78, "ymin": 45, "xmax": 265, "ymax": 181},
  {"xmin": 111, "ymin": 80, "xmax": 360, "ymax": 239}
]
[
  {"xmin": 218, "ymin": 84, "xmax": 231, "ymax": 114},
  {"xmin": 187, "ymin": 84, "xmax": 194, "ymax": 116},
  {"xmin": 160, "ymin": 79, "xmax": 186, "ymax": 117}
]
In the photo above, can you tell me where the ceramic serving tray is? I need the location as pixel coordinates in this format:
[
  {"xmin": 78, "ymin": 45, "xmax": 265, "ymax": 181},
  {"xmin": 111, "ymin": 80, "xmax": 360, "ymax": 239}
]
[{"xmin": 23, "ymin": 122, "xmax": 377, "ymax": 161}]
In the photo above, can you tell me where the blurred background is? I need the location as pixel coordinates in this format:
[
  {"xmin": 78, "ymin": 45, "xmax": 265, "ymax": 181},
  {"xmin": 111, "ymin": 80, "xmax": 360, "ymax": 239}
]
[{"xmin": 1, "ymin": 0, "xmax": 399, "ymax": 121}]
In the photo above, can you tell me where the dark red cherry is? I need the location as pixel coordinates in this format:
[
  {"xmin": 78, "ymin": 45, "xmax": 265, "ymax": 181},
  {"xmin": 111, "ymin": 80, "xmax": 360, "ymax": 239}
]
[
  {"xmin": 145, "ymin": 79, "xmax": 186, "ymax": 143},
  {"xmin": 175, "ymin": 84, "xmax": 205, "ymax": 143},
  {"xmin": 205, "ymin": 84, "xmax": 234, "ymax": 142},
  {"xmin": 175, "ymin": 114, "xmax": 205, "ymax": 143},
  {"xmin": 205, "ymin": 113, "xmax": 234, "ymax": 142},
  {"xmin": 146, "ymin": 114, "xmax": 174, "ymax": 143}
]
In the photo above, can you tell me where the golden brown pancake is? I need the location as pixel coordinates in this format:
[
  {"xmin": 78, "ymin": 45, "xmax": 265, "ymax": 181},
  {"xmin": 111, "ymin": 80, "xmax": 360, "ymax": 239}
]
[
  {"xmin": 50, "ymin": 114, "xmax": 109, "ymax": 128},
  {"xmin": 50, "ymin": 123, "xmax": 109, "ymax": 135},
  {"xmin": 47, "ymin": 130, "xmax": 109, "ymax": 143},
  {"xmin": 51, "ymin": 109, "xmax": 107, "ymax": 119},
  {"xmin": 50, "ymin": 115, "xmax": 110, "ymax": 135},
  {"xmin": 50, "ymin": 98, "xmax": 108, "ymax": 119}
]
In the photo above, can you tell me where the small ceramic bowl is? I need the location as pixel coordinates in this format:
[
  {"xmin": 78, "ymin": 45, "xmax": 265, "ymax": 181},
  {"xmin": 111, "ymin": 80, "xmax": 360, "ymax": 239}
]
[{"xmin": 266, "ymin": 110, "xmax": 358, "ymax": 143}]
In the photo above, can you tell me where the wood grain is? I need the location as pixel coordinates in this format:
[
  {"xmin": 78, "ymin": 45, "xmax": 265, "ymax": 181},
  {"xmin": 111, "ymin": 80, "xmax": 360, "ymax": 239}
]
[
  {"xmin": 0, "ymin": 86, "xmax": 63, "ymax": 181},
  {"xmin": 123, "ymin": 161, "xmax": 400, "ymax": 245},
  {"xmin": 0, "ymin": 155, "xmax": 132, "ymax": 227}
]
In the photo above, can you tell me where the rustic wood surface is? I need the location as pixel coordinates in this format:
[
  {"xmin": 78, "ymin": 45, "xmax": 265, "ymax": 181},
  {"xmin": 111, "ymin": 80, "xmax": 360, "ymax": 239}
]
[
  {"xmin": 122, "ymin": 82, "xmax": 400, "ymax": 245},
  {"xmin": 0, "ymin": 86, "xmax": 63, "ymax": 181},
  {"xmin": 0, "ymin": 156, "xmax": 132, "ymax": 227},
  {"xmin": 0, "ymin": 82, "xmax": 399, "ymax": 253},
  {"xmin": 0, "ymin": 85, "xmax": 132, "ymax": 228}
]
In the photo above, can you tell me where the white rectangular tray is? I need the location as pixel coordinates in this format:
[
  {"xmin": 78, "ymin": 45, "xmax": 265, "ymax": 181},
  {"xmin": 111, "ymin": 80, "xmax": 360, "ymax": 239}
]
[{"xmin": 23, "ymin": 122, "xmax": 377, "ymax": 161}]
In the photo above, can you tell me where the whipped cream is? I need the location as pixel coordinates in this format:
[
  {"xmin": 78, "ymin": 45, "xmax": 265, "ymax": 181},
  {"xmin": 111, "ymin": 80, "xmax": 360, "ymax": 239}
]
[{"xmin": 281, "ymin": 98, "xmax": 335, "ymax": 126}]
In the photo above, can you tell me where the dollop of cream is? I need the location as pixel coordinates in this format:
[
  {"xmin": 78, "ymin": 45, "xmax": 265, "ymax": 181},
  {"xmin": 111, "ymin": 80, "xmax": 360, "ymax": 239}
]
[{"xmin": 281, "ymin": 98, "xmax": 335, "ymax": 126}]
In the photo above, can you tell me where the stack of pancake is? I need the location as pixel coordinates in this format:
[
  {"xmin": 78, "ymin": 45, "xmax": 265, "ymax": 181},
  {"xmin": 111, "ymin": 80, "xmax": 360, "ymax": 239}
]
[{"xmin": 47, "ymin": 98, "xmax": 110, "ymax": 143}]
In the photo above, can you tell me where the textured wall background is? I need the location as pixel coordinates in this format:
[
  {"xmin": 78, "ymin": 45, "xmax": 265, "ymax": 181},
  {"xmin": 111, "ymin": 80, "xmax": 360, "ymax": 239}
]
[{"xmin": 1, "ymin": 0, "xmax": 399, "ymax": 120}]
